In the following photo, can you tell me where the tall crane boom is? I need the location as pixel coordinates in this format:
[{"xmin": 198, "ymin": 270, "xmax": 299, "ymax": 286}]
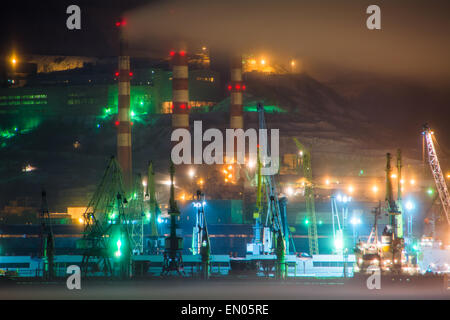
[
  {"xmin": 423, "ymin": 125, "xmax": 450, "ymax": 224},
  {"xmin": 293, "ymin": 138, "xmax": 319, "ymax": 255}
]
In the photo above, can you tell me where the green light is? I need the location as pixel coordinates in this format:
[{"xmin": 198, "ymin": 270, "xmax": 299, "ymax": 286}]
[
  {"xmin": 115, "ymin": 239, "xmax": 122, "ymax": 257},
  {"xmin": 304, "ymin": 219, "xmax": 309, "ymax": 225},
  {"xmin": 359, "ymin": 169, "xmax": 364, "ymax": 176},
  {"xmin": 96, "ymin": 123, "xmax": 101, "ymax": 128},
  {"xmin": 140, "ymin": 101, "xmax": 144, "ymax": 106},
  {"xmin": 130, "ymin": 111, "xmax": 135, "ymax": 117},
  {"xmin": 14, "ymin": 127, "xmax": 18, "ymax": 132},
  {"xmin": 427, "ymin": 188, "xmax": 434, "ymax": 195},
  {"xmin": 318, "ymin": 220, "xmax": 323, "ymax": 225},
  {"xmin": 334, "ymin": 238, "xmax": 343, "ymax": 250},
  {"xmin": 412, "ymin": 245, "xmax": 418, "ymax": 251}
]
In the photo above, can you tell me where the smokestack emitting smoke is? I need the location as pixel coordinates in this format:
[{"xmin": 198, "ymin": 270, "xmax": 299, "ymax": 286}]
[
  {"xmin": 229, "ymin": 55, "xmax": 244, "ymax": 130},
  {"xmin": 125, "ymin": 0, "xmax": 450, "ymax": 83},
  {"xmin": 117, "ymin": 18, "xmax": 132, "ymax": 191},
  {"xmin": 171, "ymin": 50, "xmax": 189, "ymax": 129}
]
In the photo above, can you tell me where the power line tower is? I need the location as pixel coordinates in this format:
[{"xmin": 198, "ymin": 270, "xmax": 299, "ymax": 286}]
[
  {"xmin": 293, "ymin": 138, "xmax": 319, "ymax": 255},
  {"xmin": 79, "ymin": 157, "xmax": 132, "ymax": 278},
  {"xmin": 39, "ymin": 190, "xmax": 54, "ymax": 280}
]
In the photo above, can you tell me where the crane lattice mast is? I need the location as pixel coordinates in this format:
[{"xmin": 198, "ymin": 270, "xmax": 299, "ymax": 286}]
[
  {"xmin": 257, "ymin": 102, "xmax": 289, "ymax": 278},
  {"xmin": 80, "ymin": 156, "xmax": 132, "ymax": 277},
  {"xmin": 129, "ymin": 174, "xmax": 144, "ymax": 255},
  {"xmin": 39, "ymin": 190, "xmax": 54, "ymax": 279},
  {"xmin": 423, "ymin": 125, "xmax": 450, "ymax": 224},
  {"xmin": 293, "ymin": 138, "xmax": 319, "ymax": 255}
]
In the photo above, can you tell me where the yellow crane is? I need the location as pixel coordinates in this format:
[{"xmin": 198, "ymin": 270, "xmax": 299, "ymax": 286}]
[{"xmin": 293, "ymin": 138, "xmax": 319, "ymax": 255}]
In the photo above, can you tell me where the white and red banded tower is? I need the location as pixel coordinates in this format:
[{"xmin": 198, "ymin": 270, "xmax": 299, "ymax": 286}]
[
  {"xmin": 171, "ymin": 50, "xmax": 190, "ymax": 129},
  {"xmin": 116, "ymin": 18, "xmax": 132, "ymax": 190},
  {"xmin": 229, "ymin": 55, "xmax": 244, "ymax": 130}
]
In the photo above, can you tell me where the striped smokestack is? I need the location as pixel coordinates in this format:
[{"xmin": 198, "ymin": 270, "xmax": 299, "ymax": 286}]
[
  {"xmin": 171, "ymin": 50, "xmax": 189, "ymax": 129},
  {"xmin": 229, "ymin": 55, "xmax": 244, "ymax": 129},
  {"xmin": 116, "ymin": 19, "xmax": 132, "ymax": 191}
]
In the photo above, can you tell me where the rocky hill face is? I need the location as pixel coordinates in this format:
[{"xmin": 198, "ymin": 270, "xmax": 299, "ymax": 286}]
[{"xmin": 0, "ymin": 72, "xmax": 442, "ymax": 212}]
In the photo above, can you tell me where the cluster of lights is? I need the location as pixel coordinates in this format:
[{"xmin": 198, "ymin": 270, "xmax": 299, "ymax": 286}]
[
  {"xmin": 336, "ymin": 194, "xmax": 351, "ymax": 203},
  {"xmin": 227, "ymin": 84, "xmax": 246, "ymax": 91},
  {"xmin": 115, "ymin": 20, "xmax": 127, "ymax": 27},
  {"xmin": 170, "ymin": 50, "xmax": 186, "ymax": 57},
  {"xmin": 114, "ymin": 71, "xmax": 133, "ymax": 77},
  {"xmin": 248, "ymin": 58, "xmax": 267, "ymax": 66},
  {"xmin": 223, "ymin": 165, "xmax": 234, "ymax": 183},
  {"xmin": 22, "ymin": 164, "xmax": 36, "ymax": 172},
  {"xmin": 405, "ymin": 200, "xmax": 414, "ymax": 211},
  {"xmin": 286, "ymin": 187, "xmax": 294, "ymax": 196},
  {"xmin": 171, "ymin": 103, "xmax": 191, "ymax": 110},
  {"xmin": 348, "ymin": 185, "xmax": 355, "ymax": 194},
  {"xmin": 193, "ymin": 201, "xmax": 206, "ymax": 208}
]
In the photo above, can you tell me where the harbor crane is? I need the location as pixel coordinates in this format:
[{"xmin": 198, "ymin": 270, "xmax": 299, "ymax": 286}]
[
  {"xmin": 248, "ymin": 102, "xmax": 290, "ymax": 279},
  {"xmin": 80, "ymin": 157, "xmax": 132, "ymax": 278},
  {"xmin": 39, "ymin": 190, "xmax": 54, "ymax": 280},
  {"xmin": 162, "ymin": 162, "xmax": 185, "ymax": 276},
  {"xmin": 422, "ymin": 124, "xmax": 450, "ymax": 224},
  {"xmin": 293, "ymin": 138, "xmax": 319, "ymax": 255},
  {"xmin": 192, "ymin": 190, "xmax": 211, "ymax": 279}
]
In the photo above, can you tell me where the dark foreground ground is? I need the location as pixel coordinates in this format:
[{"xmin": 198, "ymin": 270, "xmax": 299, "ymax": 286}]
[{"xmin": 0, "ymin": 276, "xmax": 448, "ymax": 300}]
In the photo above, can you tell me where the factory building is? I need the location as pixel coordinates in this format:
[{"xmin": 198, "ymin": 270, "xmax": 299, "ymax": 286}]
[{"xmin": 0, "ymin": 61, "xmax": 222, "ymax": 118}]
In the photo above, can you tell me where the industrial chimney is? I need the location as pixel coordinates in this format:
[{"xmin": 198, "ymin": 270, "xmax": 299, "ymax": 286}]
[
  {"xmin": 229, "ymin": 55, "xmax": 244, "ymax": 130},
  {"xmin": 116, "ymin": 18, "xmax": 132, "ymax": 191},
  {"xmin": 171, "ymin": 50, "xmax": 189, "ymax": 129}
]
